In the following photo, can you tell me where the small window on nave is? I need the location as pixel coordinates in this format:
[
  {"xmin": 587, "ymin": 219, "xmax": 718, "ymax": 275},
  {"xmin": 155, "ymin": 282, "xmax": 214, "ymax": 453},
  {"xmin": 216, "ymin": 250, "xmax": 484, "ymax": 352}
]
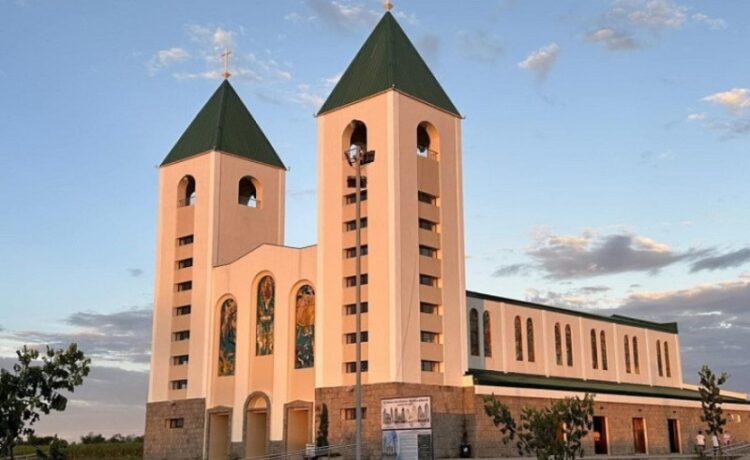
[
  {"xmin": 564, "ymin": 324, "xmax": 573, "ymax": 367},
  {"xmin": 527, "ymin": 318, "xmax": 535, "ymax": 363},
  {"xmin": 632, "ymin": 337, "xmax": 640, "ymax": 374},
  {"xmin": 483, "ymin": 311, "xmax": 492, "ymax": 357},
  {"xmin": 554, "ymin": 323, "xmax": 563, "ymax": 366},
  {"xmin": 514, "ymin": 316, "xmax": 523, "ymax": 361},
  {"xmin": 600, "ymin": 331, "xmax": 608, "ymax": 371},
  {"xmin": 469, "ymin": 309, "xmax": 480, "ymax": 356},
  {"xmin": 591, "ymin": 329, "xmax": 598, "ymax": 369},
  {"xmin": 624, "ymin": 335, "xmax": 632, "ymax": 374},
  {"xmin": 657, "ymin": 340, "xmax": 663, "ymax": 377}
]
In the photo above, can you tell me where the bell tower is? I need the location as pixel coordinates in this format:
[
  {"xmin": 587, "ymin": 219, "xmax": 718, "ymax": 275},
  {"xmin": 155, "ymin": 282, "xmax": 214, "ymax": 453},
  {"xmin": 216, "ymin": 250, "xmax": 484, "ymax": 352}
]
[
  {"xmin": 148, "ymin": 79, "xmax": 286, "ymax": 403},
  {"xmin": 315, "ymin": 11, "xmax": 467, "ymax": 389}
]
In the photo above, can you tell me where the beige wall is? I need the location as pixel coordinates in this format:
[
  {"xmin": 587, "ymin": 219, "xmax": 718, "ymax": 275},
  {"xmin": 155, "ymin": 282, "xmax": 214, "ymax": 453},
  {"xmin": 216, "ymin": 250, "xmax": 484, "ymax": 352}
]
[
  {"xmin": 467, "ymin": 296, "xmax": 683, "ymax": 388},
  {"xmin": 316, "ymin": 90, "xmax": 466, "ymax": 389}
]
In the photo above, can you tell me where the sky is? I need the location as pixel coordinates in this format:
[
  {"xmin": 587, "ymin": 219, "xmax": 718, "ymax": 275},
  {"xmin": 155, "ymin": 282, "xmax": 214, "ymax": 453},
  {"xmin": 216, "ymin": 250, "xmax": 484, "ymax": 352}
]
[{"xmin": 0, "ymin": 0, "xmax": 748, "ymax": 440}]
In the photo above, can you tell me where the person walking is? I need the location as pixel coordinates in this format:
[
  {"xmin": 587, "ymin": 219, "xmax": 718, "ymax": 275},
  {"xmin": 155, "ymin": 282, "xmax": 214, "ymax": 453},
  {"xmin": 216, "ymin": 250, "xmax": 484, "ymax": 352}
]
[
  {"xmin": 696, "ymin": 431, "xmax": 706, "ymax": 454},
  {"xmin": 722, "ymin": 431, "xmax": 731, "ymax": 447},
  {"xmin": 711, "ymin": 433, "xmax": 720, "ymax": 458}
]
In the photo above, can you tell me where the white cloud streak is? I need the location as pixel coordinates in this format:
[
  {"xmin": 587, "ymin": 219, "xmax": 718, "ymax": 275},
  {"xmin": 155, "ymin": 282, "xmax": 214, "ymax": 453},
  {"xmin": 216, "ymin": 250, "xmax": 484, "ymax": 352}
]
[{"xmin": 518, "ymin": 42, "xmax": 560, "ymax": 80}]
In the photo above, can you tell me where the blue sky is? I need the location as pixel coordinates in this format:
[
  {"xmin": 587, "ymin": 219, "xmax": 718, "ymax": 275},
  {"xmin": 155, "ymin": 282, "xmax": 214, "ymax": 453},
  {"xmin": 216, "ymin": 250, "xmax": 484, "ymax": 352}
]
[{"xmin": 1, "ymin": 0, "xmax": 748, "ymax": 438}]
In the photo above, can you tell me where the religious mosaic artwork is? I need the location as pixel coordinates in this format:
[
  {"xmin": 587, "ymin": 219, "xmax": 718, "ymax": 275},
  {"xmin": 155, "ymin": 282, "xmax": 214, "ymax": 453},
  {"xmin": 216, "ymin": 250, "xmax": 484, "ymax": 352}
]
[
  {"xmin": 294, "ymin": 284, "xmax": 315, "ymax": 369},
  {"xmin": 256, "ymin": 276, "xmax": 275, "ymax": 355},
  {"xmin": 218, "ymin": 298, "xmax": 237, "ymax": 376}
]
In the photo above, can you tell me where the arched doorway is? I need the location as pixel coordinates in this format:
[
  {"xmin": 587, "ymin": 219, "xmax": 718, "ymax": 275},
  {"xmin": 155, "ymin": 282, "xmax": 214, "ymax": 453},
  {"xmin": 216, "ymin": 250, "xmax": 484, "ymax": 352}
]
[
  {"xmin": 284, "ymin": 401, "xmax": 313, "ymax": 453},
  {"xmin": 244, "ymin": 393, "xmax": 270, "ymax": 458}
]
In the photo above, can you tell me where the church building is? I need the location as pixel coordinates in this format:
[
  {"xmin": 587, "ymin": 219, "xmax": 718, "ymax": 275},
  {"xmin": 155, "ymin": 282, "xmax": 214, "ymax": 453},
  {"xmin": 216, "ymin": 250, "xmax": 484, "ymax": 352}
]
[{"xmin": 144, "ymin": 8, "xmax": 750, "ymax": 460}]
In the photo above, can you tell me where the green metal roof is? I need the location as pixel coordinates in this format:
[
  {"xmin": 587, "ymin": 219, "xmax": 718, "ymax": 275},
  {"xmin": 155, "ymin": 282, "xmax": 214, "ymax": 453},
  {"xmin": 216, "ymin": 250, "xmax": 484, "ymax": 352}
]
[
  {"xmin": 467, "ymin": 290, "xmax": 679, "ymax": 334},
  {"xmin": 468, "ymin": 369, "xmax": 750, "ymax": 404},
  {"xmin": 317, "ymin": 12, "xmax": 460, "ymax": 117},
  {"xmin": 162, "ymin": 80, "xmax": 285, "ymax": 169}
]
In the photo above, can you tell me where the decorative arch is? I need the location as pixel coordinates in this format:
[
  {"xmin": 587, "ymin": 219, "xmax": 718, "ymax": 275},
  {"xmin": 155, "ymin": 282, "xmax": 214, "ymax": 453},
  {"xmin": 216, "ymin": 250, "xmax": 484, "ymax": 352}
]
[
  {"xmin": 554, "ymin": 323, "xmax": 563, "ymax": 365},
  {"xmin": 217, "ymin": 296, "xmax": 237, "ymax": 376},
  {"xmin": 416, "ymin": 121, "xmax": 439, "ymax": 158},
  {"xmin": 178, "ymin": 175, "xmax": 196, "ymax": 207},
  {"xmin": 255, "ymin": 275, "xmax": 275, "ymax": 356},
  {"xmin": 600, "ymin": 331, "xmax": 608, "ymax": 371},
  {"xmin": 526, "ymin": 318, "xmax": 535, "ymax": 363},
  {"xmin": 591, "ymin": 329, "xmax": 598, "ymax": 370},
  {"xmin": 632, "ymin": 336, "xmax": 640, "ymax": 374},
  {"xmin": 294, "ymin": 284, "xmax": 315, "ymax": 369},
  {"xmin": 238, "ymin": 176, "xmax": 262, "ymax": 207},
  {"xmin": 564, "ymin": 324, "xmax": 573, "ymax": 367},
  {"xmin": 514, "ymin": 316, "xmax": 523, "ymax": 361},
  {"xmin": 624, "ymin": 335, "xmax": 632, "ymax": 374},
  {"xmin": 469, "ymin": 309, "xmax": 479, "ymax": 356},
  {"xmin": 483, "ymin": 311, "xmax": 492, "ymax": 357}
]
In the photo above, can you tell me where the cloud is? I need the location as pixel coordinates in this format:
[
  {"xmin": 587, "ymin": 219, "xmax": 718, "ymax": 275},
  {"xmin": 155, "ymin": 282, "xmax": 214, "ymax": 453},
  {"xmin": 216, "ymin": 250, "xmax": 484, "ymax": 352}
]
[
  {"xmin": 606, "ymin": 0, "xmax": 726, "ymax": 32},
  {"xmin": 518, "ymin": 43, "xmax": 560, "ymax": 81},
  {"xmin": 0, "ymin": 357, "xmax": 148, "ymax": 439},
  {"xmin": 3, "ymin": 306, "xmax": 153, "ymax": 365},
  {"xmin": 127, "ymin": 268, "xmax": 143, "ymax": 277},
  {"xmin": 601, "ymin": 274, "xmax": 750, "ymax": 391},
  {"xmin": 520, "ymin": 228, "xmax": 709, "ymax": 279},
  {"xmin": 703, "ymin": 88, "xmax": 750, "ymax": 114},
  {"xmin": 458, "ymin": 31, "xmax": 504, "ymax": 63},
  {"xmin": 690, "ymin": 248, "xmax": 750, "ymax": 273},
  {"xmin": 416, "ymin": 34, "xmax": 440, "ymax": 65},
  {"xmin": 146, "ymin": 47, "xmax": 190, "ymax": 75},
  {"xmin": 691, "ymin": 13, "xmax": 727, "ymax": 30},
  {"xmin": 493, "ymin": 263, "xmax": 532, "ymax": 277},
  {"xmin": 526, "ymin": 285, "xmax": 615, "ymax": 310},
  {"xmin": 305, "ymin": 0, "xmax": 380, "ymax": 33},
  {"xmin": 585, "ymin": 28, "xmax": 638, "ymax": 50}
]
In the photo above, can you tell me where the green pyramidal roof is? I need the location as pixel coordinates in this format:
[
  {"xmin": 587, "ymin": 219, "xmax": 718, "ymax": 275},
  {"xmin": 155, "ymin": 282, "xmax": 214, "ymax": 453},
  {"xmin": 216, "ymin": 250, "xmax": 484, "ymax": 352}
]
[
  {"xmin": 318, "ymin": 12, "xmax": 460, "ymax": 117},
  {"xmin": 162, "ymin": 80, "xmax": 285, "ymax": 168}
]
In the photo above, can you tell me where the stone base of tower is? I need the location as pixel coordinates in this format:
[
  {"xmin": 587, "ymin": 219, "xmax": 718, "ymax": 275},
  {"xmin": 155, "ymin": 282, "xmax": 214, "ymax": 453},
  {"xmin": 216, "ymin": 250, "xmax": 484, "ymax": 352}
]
[
  {"xmin": 316, "ymin": 382, "xmax": 475, "ymax": 459},
  {"xmin": 144, "ymin": 398, "xmax": 206, "ymax": 460}
]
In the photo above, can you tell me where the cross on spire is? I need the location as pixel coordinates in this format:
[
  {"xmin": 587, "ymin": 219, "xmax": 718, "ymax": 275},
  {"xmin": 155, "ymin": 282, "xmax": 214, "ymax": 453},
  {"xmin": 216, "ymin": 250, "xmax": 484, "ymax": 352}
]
[
  {"xmin": 221, "ymin": 48, "xmax": 232, "ymax": 79},
  {"xmin": 384, "ymin": 0, "xmax": 393, "ymax": 12}
]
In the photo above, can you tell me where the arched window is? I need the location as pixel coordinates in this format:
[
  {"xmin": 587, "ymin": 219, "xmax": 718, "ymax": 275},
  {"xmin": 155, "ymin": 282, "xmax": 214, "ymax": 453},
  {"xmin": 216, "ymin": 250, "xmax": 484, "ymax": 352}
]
[
  {"xmin": 294, "ymin": 285, "xmax": 315, "ymax": 369},
  {"xmin": 178, "ymin": 175, "xmax": 196, "ymax": 207},
  {"xmin": 483, "ymin": 311, "xmax": 492, "ymax": 357},
  {"xmin": 416, "ymin": 122, "xmax": 438, "ymax": 159},
  {"xmin": 514, "ymin": 316, "xmax": 523, "ymax": 361},
  {"xmin": 624, "ymin": 335, "xmax": 632, "ymax": 374},
  {"xmin": 656, "ymin": 340, "xmax": 663, "ymax": 377},
  {"xmin": 238, "ymin": 176, "xmax": 261, "ymax": 207},
  {"xmin": 632, "ymin": 337, "xmax": 640, "ymax": 374},
  {"xmin": 565, "ymin": 325, "xmax": 573, "ymax": 367},
  {"xmin": 218, "ymin": 298, "xmax": 237, "ymax": 376},
  {"xmin": 554, "ymin": 323, "xmax": 563, "ymax": 366},
  {"xmin": 527, "ymin": 318, "xmax": 535, "ymax": 363},
  {"xmin": 664, "ymin": 342, "xmax": 671, "ymax": 378},
  {"xmin": 256, "ymin": 276, "xmax": 275, "ymax": 356},
  {"xmin": 600, "ymin": 331, "xmax": 608, "ymax": 371},
  {"xmin": 591, "ymin": 329, "xmax": 598, "ymax": 369},
  {"xmin": 469, "ymin": 309, "xmax": 479, "ymax": 356}
]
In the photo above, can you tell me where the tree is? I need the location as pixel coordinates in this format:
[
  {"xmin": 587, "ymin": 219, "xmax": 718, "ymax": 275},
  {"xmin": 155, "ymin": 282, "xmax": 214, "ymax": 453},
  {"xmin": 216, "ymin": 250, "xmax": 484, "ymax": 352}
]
[
  {"xmin": 316, "ymin": 403, "xmax": 329, "ymax": 448},
  {"xmin": 0, "ymin": 344, "xmax": 90, "ymax": 458},
  {"xmin": 80, "ymin": 432, "xmax": 106, "ymax": 444},
  {"xmin": 484, "ymin": 393, "xmax": 595, "ymax": 460},
  {"xmin": 698, "ymin": 365, "xmax": 728, "ymax": 440}
]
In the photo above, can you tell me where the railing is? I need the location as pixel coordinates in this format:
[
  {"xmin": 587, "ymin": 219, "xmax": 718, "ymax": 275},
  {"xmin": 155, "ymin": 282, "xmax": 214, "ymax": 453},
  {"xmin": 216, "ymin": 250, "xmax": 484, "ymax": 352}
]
[
  {"xmin": 416, "ymin": 147, "xmax": 439, "ymax": 160},
  {"xmin": 244, "ymin": 443, "xmax": 357, "ymax": 460}
]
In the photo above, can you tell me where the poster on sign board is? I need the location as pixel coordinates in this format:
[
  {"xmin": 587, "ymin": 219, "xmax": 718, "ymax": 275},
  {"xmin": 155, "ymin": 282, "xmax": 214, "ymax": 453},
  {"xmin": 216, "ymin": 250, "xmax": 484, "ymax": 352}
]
[
  {"xmin": 381, "ymin": 396, "xmax": 431, "ymax": 430},
  {"xmin": 382, "ymin": 429, "xmax": 433, "ymax": 460}
]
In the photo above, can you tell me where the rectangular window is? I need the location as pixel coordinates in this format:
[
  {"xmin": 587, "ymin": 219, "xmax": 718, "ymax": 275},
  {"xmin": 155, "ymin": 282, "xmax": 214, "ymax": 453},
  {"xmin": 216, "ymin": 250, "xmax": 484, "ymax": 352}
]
[
  {"xmin": 177, "ymin": 258, "xmax": 193, "ymax": 269},
  {"xmin": 344, "ymin": 218, "xmax": 368, "ymax": 231},
  {"xmin": 419, "ymin": 275, "xmax": 437, "ymax": 287},
  {"xmin": 345, "ymin": 177, "xmax": 369, "ymax": 190},
  {"xmin": 344, "ymin": 190, "xmax": 368, "ymax": 204},
  {"xmin": 419, "ymin": 245, "xmax": 437, "ymax": 258},
  {"xmin": 418, "ymin": 191, "xmax": 437, "ymax": 205},
  {"xmin": 418, "ymin": 219, "xmax": 437, "ymax": 232},
  {"xmin": 171, "ymin": 379, "xmax": 188, "ymax": 390},
  {"xmin": 344, "ymin": 361, "xmax": 368, "ymax": 373},
  {"xmin": 342, "ymin": 408, "xmax": 367, "ymax": 420},
  {"xmin": 172, "ymin": 355, "xmax": 189, "ymax": 366},
  {"xmin": 176, "ymin": 281, "xmax": 192, "ymax": 292},
  {"xmin": 344, "ymin": 245, "xmax": 368, "ymax": 258},
  {"xmin": 344, "ymin": 274, "xmax": 368, "ymax": 287},
  {"xmin": 344, "ymin": 331, "xmax": 369, "ymax": 344},
  {"xmin": 167, "ymin": 418, "xmax": 185, "ymax": 429},
  {"xmin": 175, "ymin": 305, "xmax": 191, "ymax": 316},
  {"xmin": 421, "ymin": 360, "xmax": 440, "ymax": 372},
  {"xmin": 420, "ymin": 302, "xmax": 439, "ymax": 314},
  {"xmin": 173, "ymin": 330, "xmax": 190, "ymax": 341},
  {"xmin": 420, "ymin": 331, "xmax": 439, "ymax": 344},
  {"xmin": 344, "ymin": 302, "xmax": 369, "ymax": 315},
  {"xmin": 177, "ymin": 235, "xmax": 194, "ymax": 246}
]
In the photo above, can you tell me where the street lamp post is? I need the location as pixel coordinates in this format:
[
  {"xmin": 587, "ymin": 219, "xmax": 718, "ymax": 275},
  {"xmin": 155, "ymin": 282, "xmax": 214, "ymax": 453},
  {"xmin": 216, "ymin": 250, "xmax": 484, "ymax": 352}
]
[{"xmin": 345, "ymin": 142, "xmax": 374, "ymax": 460}]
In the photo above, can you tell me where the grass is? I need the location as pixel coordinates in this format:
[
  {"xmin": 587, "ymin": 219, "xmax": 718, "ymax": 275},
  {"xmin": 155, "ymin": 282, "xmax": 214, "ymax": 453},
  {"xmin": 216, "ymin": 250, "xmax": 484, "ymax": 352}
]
[{"xmin": 13, "ymin": 441, "xmax": 143, "ymax": 459}]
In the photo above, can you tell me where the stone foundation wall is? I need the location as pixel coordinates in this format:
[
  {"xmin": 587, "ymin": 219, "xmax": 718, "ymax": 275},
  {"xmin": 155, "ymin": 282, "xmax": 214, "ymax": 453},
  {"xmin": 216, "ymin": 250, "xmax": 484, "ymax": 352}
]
[
  {"xmin": 471, "ymin": 394, "xmax": 750, "ymax": 458},
  {"xmin": 144, "ymin": 398, "xmax": 206, "ymax": 460}
]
